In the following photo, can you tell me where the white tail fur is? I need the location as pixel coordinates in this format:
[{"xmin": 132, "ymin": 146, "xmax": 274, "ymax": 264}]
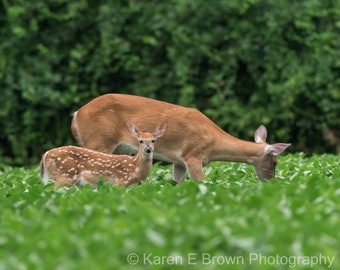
[{"xmin": 39, "ymin": 153, "xmax": 50, "ymax": 185}]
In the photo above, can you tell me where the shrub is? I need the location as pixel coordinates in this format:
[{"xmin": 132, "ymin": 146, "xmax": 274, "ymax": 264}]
[{"xmin": 0, "ymin": 0, "xmax": 339, "ymax": 165}]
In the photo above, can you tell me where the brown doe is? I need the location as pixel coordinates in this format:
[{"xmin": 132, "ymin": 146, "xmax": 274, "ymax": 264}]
[
  {"xmin": 71, "ymin": 94, "xmax": 291, "ymax": 182},
  {"xmin": 40, "ymin": 121, "xmax": 167, "ymax": 189}
]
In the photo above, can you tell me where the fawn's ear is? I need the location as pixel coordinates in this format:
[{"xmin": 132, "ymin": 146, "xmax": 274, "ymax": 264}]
[
  {"xmin": 155, "ymin": 121, "xmax": 168, "ymax": 139},
  {"xmin": 127, "ymin": 121, "xmax": 139, "ymax": 138},
  {"xmin": 254, "ymin": 125, "xmax": 267, "ymax": 143}
]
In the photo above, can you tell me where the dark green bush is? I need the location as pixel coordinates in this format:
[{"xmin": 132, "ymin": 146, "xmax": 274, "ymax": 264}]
[{"xmin": 0, "ymin": 0, "xmax": 339, "ymax": 165}]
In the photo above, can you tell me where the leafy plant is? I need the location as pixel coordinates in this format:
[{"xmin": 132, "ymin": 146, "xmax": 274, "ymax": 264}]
[{"xmin": 0, "ymin": 153, "xmax": 339, "ymax": 269}]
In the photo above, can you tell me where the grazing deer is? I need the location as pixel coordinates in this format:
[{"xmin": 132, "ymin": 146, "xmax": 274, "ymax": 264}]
[
  {"xmin": 40, "ymin": 121, "xmax": 167, "ymax": 189},
  {"xmin": 71, "ymin": 94, "xmax": 291, "ymax": 182}
]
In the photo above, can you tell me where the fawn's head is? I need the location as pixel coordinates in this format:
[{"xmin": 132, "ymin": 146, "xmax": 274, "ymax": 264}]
[
  {"xmin": 127, "ymin": 121, "xmax": 168, "ymax": 159},
  {"xmin": 252, "ymin": 125, "xmax": 291, "ymax": 180}
]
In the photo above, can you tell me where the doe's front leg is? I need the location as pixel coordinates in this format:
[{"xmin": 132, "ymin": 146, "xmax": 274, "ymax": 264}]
[
  {"xmin": 173, "ymin": 163, "xmax": 187, "ymax": 183},
  {"xmin": 186, "ymin": 158, "xmax": 206, "ymax": 181}
]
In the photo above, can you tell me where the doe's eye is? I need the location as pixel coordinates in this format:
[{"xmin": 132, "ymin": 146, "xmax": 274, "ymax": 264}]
[
  {"xmin": 151, "ymin": 140, "xmax": 155, "ymax": 143},
  {"xmin": 139, "ymin": 140, "xmax": 144, "ymax": 144}
]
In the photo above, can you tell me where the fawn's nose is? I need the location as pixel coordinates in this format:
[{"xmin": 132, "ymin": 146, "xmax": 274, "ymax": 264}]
[{"xmin": 145, "ymin": 147, "xmax": 153, "ymax": 154}]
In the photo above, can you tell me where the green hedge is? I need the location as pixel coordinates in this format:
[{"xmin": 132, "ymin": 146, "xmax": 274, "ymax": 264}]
[{"xmin": 0, "ymin": 0, "xmax": 339, "ymax": 165}]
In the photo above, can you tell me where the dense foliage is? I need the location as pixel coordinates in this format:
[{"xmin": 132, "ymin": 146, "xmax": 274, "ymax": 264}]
[
  {"xmin": 1, "ymin": 0, "xmax": 339, "ymax": 165},
  {"xmin": 0, "ymin": 153, "xmax": 339, "ymax": 269}
]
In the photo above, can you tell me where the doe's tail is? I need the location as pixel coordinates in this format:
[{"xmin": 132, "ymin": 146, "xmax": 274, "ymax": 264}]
[{"xmin": 71, "ymin": 111, "xmax": 84, "ymax": 146}]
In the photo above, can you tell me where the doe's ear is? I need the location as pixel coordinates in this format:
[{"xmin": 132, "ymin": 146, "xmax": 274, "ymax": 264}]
[
  {"xmin": 265, "ymin": 143, "xmax": 291, "ymax": 156},
  {"xmin": 154, "ymin": 121, "xmax": 168, "ymax": 139},
  {"xmin": 127, "ymin": 121, "xmax": 139, "ymax": 138},
  {"xmin": 254, "ymin": 125, "xmax": 267, "ymax": 143}
]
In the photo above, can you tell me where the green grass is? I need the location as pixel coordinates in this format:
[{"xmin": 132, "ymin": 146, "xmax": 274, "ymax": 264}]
[{"xmin": 0, "ymin": 153, "xmax": 339, "ymax": 270}]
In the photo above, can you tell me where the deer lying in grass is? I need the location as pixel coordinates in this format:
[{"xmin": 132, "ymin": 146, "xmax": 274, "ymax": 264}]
[
  {"xmin": 40, "ymin": 121, "xmax": 167, "ymax": 190},
  {"xmin": 71, "ymin": 94, "xmax": 291, "ymax": 182}
]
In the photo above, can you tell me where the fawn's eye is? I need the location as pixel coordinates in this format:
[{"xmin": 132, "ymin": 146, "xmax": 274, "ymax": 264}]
[{"xmin": 151, "ymin": 140, "xmax": 155, "ymax": 143}]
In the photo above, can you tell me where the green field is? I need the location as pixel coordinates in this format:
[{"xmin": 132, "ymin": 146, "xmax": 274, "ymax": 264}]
[{"xmin": 1, "ymin": 153, "xmax": 339, "ymax": 270}]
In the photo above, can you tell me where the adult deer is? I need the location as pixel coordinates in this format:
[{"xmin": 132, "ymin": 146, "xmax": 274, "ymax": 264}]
[
  {"xmin": 40, "ymin": 121, "xmax": 167, "ymax": 189},
  {"xmin": 71, "ymin": 94, "xmax": 291, "ymax": 182}
]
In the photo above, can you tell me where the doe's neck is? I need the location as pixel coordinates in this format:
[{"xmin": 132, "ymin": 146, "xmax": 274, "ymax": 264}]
[{"xmin": 210, "ymin": 130, "xmax": 265, "ymax": 165}]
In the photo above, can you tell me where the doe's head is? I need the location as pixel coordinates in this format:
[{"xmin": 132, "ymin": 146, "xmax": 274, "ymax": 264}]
[{"xmin": 252, "ymin": 125, "xmax": 291, "ymax": 180}]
